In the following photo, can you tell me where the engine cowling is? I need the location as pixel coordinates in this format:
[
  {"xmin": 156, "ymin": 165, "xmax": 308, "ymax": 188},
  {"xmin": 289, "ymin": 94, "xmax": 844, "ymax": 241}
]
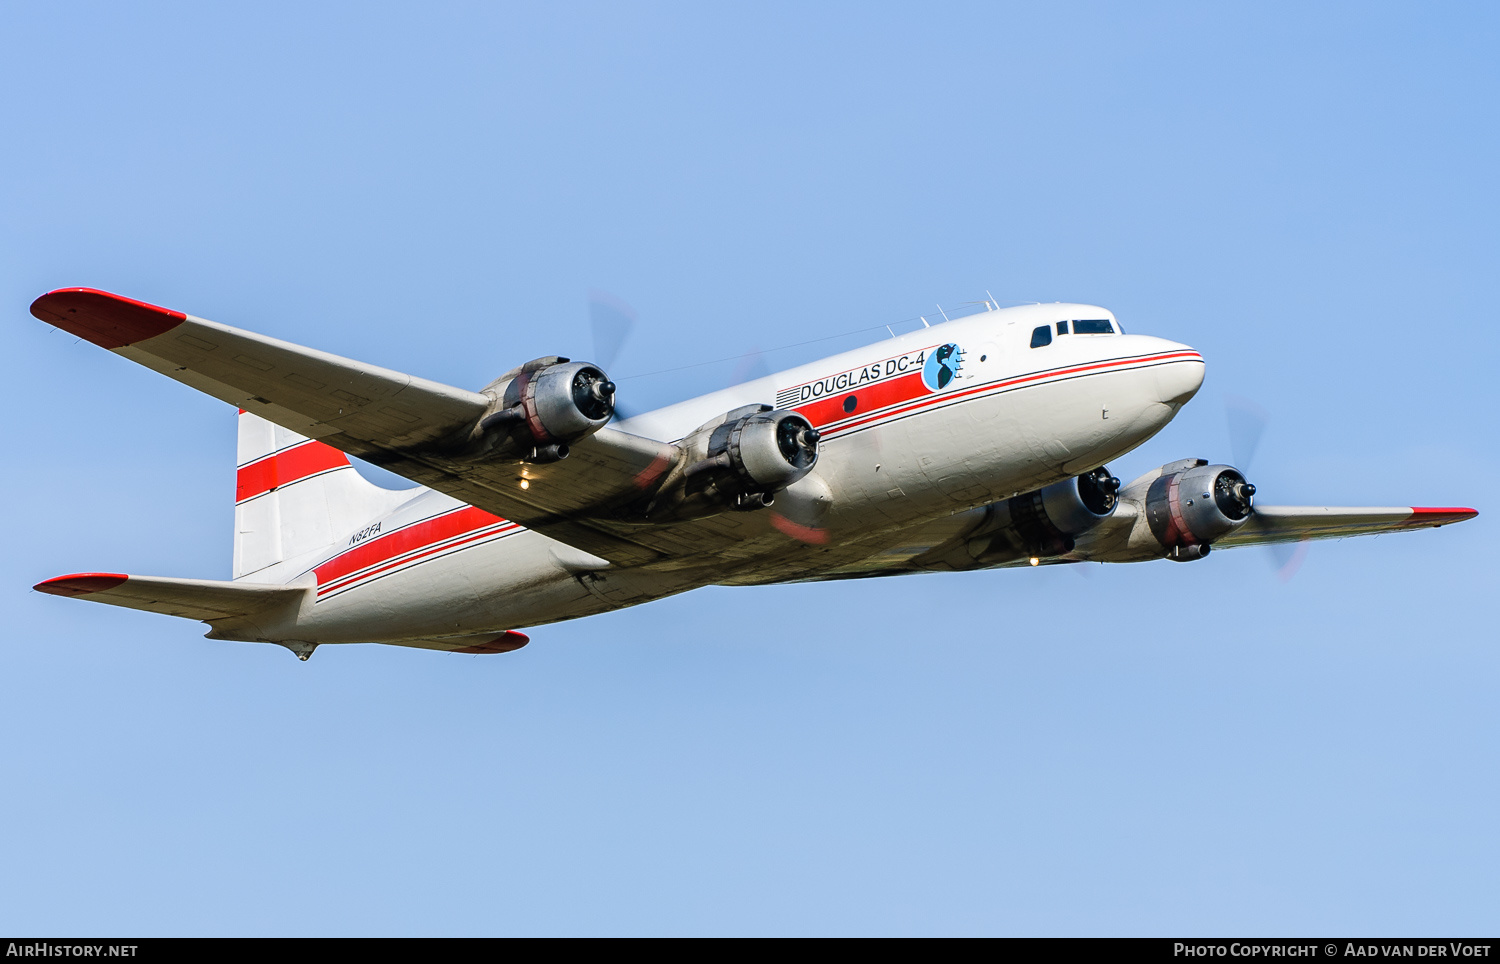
[
  {"xmin": 999, "ymin": 466, "xmax": 1122, "ymax": 558},
  {"xmin": 693, "ymin": 407, "xmax": 820, "ymax": 506},
  {"xmin": 474, "ymin": 357, "xmax": 616, "ymax": 462},
  {"xmin": 627, "ymin": 405, "xmax": 822, "ymax": 521},
  {"xmin": 923, "ymin": 466, "xmax": 1121, "ymax": 568},
  {"xmin": 1142, "ymin": 460, "xmax": 1256, "ymax": 561}
]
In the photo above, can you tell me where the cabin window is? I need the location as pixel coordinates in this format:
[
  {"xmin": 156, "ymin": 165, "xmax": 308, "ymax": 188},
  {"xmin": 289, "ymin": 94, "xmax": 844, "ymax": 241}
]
[
  {"xmin": 1072, "ymin": 319, "xmax": 1114, "ymax": 334},
  {"xmin": 1057, "ymin": 321, "xmax": 1068, "ymax": 335},
  {"xmin": 1030, "ymin": 325, "xmax": 1052, "ymax": 348},
  {"xmin": 843, "ymin": 395, "xmax": 857, "ymax": 413}
]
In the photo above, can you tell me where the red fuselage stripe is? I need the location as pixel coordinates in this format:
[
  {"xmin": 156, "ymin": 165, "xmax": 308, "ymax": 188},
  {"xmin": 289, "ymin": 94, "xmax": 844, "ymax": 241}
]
[
  {"xmin": 316, "ymin": 523, "xmax": 519, "ymax": 599},
  {"xmin": 313, "ymin": 505, "xmax": 515, "ymax": 593},
  {"xmin": 807, "ymin": 351, "xmax": 1202, "ymax": 436},
  {"xmin": 236, "ymin": 440, "xmax": 350, "ymax": 503},
  {"xmin": 796, "ymin": 370, "xmax": 928, "ymax": 429}
]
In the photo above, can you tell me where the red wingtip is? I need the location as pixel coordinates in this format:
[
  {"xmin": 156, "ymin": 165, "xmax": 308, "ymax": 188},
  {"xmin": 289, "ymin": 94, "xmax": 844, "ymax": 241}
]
[
  {"xmin": 35, "ymin": 572, "xmax": 129, "ymax": 597},
  {"xmin": 454, "ymin": 631, "xmax": 530, "ymax": 654},
  {"xmin": 31, "ymin": 287, "xmax": 186, "ymax": 350},
  {"xmin": 1404, "ymin": 507, "xmax": 1479, "ymax": 526}
]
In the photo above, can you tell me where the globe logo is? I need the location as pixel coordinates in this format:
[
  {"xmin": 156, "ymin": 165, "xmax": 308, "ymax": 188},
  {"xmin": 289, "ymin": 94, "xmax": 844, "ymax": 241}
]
[{"xmin": 922, "ymin": 343, "xmax": 962, "ymax": 392}]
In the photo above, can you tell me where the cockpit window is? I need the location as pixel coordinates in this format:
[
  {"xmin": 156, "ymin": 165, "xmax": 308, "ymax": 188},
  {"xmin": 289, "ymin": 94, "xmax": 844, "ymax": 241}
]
[
  {"xmin": 1030, "ymin": 325, "xmax": 1052, "ymax": 348},
  {"xmin": 1056, "ymin": 321, "xmax": 1068, "ymax": 335},
  {"xmin": 1072, "ymin": 319, "xmax": 1114, "ymax": 334}
]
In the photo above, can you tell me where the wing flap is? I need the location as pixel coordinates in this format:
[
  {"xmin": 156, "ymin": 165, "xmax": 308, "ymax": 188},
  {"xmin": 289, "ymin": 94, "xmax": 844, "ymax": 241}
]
[
  {"xmin": 34, "ymin": 572, "xmax": 307, "ymax": 620},
  {"xmin": 1216, "ymin": 505, "xmax": 1478, "ymax": 547}
]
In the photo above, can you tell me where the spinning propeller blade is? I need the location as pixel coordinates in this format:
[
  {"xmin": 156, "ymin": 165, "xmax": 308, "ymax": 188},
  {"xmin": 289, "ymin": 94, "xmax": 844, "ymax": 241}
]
[
  {"xmin": 587, "ymin": 288, "xmax": 636, "ymax": 371},
  {"xmin": 1225, "ymin": 394, "xmax": 1270, "ymax": 472},
  {"xmin": 730, "ymin": 349, "xmax": 771, "ymax": 386},
  {"xmin": 588, "ymin": 289, "xmax": 642, "ymax": 422},
  {"xmin": 1269, "ymin": 538, "xmax": 1311, "ymax": 582},
  {"xmin": 1225, "ymin": 394, "xmax": 1308, "ymax": 580}
]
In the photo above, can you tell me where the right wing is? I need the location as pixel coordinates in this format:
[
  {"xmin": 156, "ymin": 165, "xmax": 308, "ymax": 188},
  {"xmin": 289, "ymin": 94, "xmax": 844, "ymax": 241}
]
[
  {"xmin": 1213, "ymin": 505, "xmax": 1478, "ymax": 547},
  {"xmin": 33, "ymin": 288, "xmax": 692, "ymax": 564},
  {"xmin": 1062, "ymin": 500, "xmax": 1477, "ymax": 566}
]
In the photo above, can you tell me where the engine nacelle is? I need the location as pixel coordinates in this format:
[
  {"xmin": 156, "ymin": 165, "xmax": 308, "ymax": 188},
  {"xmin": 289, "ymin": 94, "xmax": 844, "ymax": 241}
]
[
  {"xmin": 919, "ymin": 466, "xmax": 1121, "ymax": 569},
  {"xmin": 687, "ymin": 406, "xmax": 820, "ymax": 507},
  {"xmin": 1141, "ymin": 460, "xmax": 1256, "ymax": 561},
  {"xmin": 997, "ymin": 466, "xmax": 1121, "ymax": 558},
  {"xmin": 472, "ymin": 356, "xmax": 616, "ymax": 462}
]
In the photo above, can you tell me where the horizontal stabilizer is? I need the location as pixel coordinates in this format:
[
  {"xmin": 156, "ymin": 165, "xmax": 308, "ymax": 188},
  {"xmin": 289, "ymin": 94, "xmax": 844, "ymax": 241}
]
[
  {"xmin": 34, "ymin": 572, "xmax": 307, "ymax": 621},
  {"xmin": 1216, "ymin": 505, "xmax": 1478, "ymax": 547}
]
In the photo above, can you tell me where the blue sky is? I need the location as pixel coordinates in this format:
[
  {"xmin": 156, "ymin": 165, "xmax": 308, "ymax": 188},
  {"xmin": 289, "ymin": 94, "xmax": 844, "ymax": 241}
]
[{"xmin": 2, "ymin": 1, "xmax": 1495, "ymax": 936}]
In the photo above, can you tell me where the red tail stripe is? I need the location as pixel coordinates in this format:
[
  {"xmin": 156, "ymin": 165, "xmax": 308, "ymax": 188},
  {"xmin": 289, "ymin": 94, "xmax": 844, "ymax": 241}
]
[
  {"xmin": 314, "ymin": 505, "xmax": 510, "ymax": 589},
  {"xmin": 236, "ymin": 440, "xmax": 350, "ymax": 503}
]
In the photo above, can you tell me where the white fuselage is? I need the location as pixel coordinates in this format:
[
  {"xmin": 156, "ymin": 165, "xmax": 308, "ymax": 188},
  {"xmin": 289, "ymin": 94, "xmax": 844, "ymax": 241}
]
[{"xmin": 233, "ymin": 303, "xmax": 1203, "ymax": 645}]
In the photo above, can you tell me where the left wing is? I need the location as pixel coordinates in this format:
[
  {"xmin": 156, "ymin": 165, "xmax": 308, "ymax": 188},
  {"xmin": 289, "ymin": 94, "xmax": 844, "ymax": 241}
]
[
  {"xmin": 32, "ymin": 288, "xmax": 489, "ymax": 448},
  {"xmin": 32, "ymin": 287, "xmax": 689, "ymax": 565},
  {"xmin": 1213, "ymin": 505, "xmax": 1478, "ymax": 547}
]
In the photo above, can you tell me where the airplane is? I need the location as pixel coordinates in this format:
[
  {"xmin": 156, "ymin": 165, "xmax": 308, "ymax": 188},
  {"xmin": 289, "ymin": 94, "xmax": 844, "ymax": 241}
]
[{"xmin": 29, "ymin": 287, "xmax": 1477, "ymax": 660}]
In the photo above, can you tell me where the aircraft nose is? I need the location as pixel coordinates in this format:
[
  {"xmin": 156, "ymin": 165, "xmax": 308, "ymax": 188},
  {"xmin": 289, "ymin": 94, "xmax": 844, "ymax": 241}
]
[{"xmin": 1155, "ymin": 345, "xmax": 1205, "ymax": 408}]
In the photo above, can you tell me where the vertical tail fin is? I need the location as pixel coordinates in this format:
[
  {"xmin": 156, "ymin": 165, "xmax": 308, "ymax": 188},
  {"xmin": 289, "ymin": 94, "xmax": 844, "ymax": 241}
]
[{"xmin": 233, "ymin": 411, "xmax": 416, "ymax": 579}]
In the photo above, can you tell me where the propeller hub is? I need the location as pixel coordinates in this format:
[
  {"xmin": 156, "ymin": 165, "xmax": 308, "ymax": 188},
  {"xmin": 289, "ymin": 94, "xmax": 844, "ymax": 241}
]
[{"xmin": 1211, "ymin": 469, "xmax": 1255, "ymax": 520}]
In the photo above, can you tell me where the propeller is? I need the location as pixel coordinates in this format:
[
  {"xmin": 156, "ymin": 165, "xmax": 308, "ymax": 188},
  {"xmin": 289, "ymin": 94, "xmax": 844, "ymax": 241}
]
[
  {"xmin": 1268, "ymin": 538, "xmax": 1311, "ymax": 582},
  {"xmin": 587, "ymin": 289, "xmax": 641, "ymax": 423},
  {"xmin": 1223, "ymin": 394, "xmax": 1305, "ymax": 580},
  {"xmin": 584, "ymin": 288, "xmax": 827, "ymax": 544},
  {"xmin": 587, "ymin": 288, "xmax": 636, "ymax": 371},
  {"xmin": 586, "ymin": 291, "xmax": 780, "ymax": 419},
  {"xmin": 1225, "ymin": 394, "xmax": 1270, "ymax": 471},
  {"xmin": 730, "ymin": 349, "xmax": 771, "ymax": 386},
  {"xmin": 768, "ymin": 475, "xmax": 833, "ymax": 545}
]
